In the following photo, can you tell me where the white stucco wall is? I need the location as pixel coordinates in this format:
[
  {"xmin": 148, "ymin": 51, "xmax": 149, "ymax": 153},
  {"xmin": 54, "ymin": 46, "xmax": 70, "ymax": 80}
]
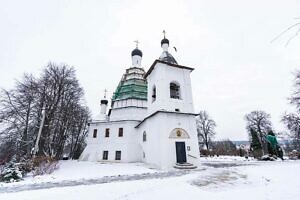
[
  {"xmin": 147, "ymin": 62, "xmax": 195, "ymax": 115},
  {"xmin": 109, "ymin": 107, "xmax": 147, "ymax": 121},
  {"xmin": 80, "ymin": 120, "xmax": 142, "ymax": 162},
  {"xmin": 112, "ymin": 99, "xmax": 147, "ymax": 109},
  {"xmin": 139, "ymin": 112, "xmax": 200, "ymax": 169}
]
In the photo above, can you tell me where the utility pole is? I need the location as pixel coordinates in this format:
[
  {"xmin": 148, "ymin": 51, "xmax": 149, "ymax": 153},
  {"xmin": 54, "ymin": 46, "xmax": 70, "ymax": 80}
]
[{"xmin": 32, "ymin": 104, "xmax": 46, "ymax": 157}]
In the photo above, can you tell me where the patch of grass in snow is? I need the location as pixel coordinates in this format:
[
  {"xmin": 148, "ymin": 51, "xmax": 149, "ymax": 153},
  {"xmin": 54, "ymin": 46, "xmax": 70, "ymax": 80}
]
[{"xmin": 190, "ymin": 170, "xmax": 248, "ymax": 188}]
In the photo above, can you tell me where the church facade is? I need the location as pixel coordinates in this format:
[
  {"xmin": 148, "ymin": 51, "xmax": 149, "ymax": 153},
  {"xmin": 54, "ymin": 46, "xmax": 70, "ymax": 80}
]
[{"xmin": 79, "ymin": 35, "xmax": 200, "ymax": 169}]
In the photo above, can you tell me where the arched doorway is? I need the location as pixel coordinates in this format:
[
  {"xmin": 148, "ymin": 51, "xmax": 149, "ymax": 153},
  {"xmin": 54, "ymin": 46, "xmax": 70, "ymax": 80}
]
[{"xmin": 169, "ymin": 128, "xmax": 190, "ymax": 163}]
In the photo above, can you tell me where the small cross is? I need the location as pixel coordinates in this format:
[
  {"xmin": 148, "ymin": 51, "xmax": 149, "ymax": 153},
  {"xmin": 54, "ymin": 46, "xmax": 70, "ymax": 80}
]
[
  {"xmin": 134, "ymin": 40, "xmax": 139, "ymax": 48},
  {"xmin": 104, "ymin": 89, "xmax": 108, "ymax": 98},
  {"xmin": 163, "ymin": 30, "xmax": 166, "ymax": 38}
]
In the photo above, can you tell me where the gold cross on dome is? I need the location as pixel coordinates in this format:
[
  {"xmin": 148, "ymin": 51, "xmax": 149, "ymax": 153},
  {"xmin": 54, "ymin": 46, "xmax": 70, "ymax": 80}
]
[
  {"xmin": 134, "ymin": 40, "xmax": 139, "ymax": 48},
  {"xmin": 163, "ymin": 30, "xmax": 166, "ymax": 38}
]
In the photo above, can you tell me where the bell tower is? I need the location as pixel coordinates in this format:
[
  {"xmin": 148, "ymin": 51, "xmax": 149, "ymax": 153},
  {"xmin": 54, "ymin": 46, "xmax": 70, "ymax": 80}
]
[
  {"xmin": 145, "ymin": 31, "xmax": 195, "ymax": 115},
  {"xmin": 140, "ymin": 31, "xmax": 200, "ymax": 169}
]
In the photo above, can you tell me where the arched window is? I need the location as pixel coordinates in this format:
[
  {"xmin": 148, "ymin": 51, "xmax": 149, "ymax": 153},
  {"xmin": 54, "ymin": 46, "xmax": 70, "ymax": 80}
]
[
  {"xmin": 143, "ymin": 131, "xmax": 147, "ymax": 142},
  {"xmin": 170, "ymin": 82, "xmax": 180, "ymax": 99},
  {"xmin": 152, "ymin": 85, "xmax": 156, "ymax": 103}
]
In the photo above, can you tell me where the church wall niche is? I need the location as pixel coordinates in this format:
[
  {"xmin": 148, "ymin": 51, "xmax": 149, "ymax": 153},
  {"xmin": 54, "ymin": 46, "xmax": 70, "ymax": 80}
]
[{"xmin": 169, "ymin": 128, "xmax": 190, "ymax": 139}]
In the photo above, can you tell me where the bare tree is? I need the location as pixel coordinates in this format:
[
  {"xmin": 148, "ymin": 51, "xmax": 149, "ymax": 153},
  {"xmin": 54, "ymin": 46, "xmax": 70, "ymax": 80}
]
[
  {"xmin": 290, "ymin": 70, "xmax": 300, "ymax": 109},
  {"xmin": 281, "ymin": 113, "xmax": 300, "ymax": 151},
  {"xmin": 0, "ymin": 63, "xmax": 90, "ymax": 162},
  {"xmin": 244, "ymin": 110, "xmax": 272, "ymax": 155},
  {"xmin": 280, "ymin": 70, "xmax": 300, "ymax": 152},
  {"xmin": 271, "ymin": 18, "xmax": 300, "ymax": 46},
  {"xmin": 196, "ymin": 111, "xmax": 216, "ymax": 150},
  {"xmin": 0, "ymin": 74, "xmax": 39, "ymax": 159}
]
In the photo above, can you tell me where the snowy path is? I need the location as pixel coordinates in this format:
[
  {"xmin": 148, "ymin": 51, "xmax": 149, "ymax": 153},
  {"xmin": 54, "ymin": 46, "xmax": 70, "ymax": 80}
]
[{"xmin": 0, "ymin": 169, "xmax": 196, "ymax": 193}]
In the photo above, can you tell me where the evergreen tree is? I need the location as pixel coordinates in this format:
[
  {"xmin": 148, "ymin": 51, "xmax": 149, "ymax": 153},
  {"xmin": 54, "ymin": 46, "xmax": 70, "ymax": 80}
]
[
  {"xmin": 0, "ymin": 162, "xmax": 23, "ymax": 183},
  {"xmin": 250, "ymin": 128, "xmax": 263, "ymax": 158},
  {"xmin": 245, "ymin": 111, "xmax": 272, "ymax": 155},
  {"xmin": 266, "ymin": 130, "xmax": 278, "ymax": 156}
]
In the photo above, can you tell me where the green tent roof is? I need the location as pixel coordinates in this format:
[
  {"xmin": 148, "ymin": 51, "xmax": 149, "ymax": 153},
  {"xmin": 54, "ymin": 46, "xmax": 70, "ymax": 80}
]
[{"xmin": 112, "ymin": 67, "xmax": 147, "ymax": 102}]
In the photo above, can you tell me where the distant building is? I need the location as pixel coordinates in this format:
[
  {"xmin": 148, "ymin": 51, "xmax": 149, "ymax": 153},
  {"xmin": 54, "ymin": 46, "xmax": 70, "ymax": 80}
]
[
  {"xmin": 232, "ymin": 141, "xmax": 250, "ymax": 149},
  {"xmin": 79, "ymin": 34, "xmax": 200, "ymax": 169}
]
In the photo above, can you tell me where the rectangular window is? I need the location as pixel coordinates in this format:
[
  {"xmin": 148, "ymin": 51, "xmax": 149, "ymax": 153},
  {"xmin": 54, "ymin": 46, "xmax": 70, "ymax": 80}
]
[
  {"xmin": 105, "ymin": 128, "xmax": 110, "ymax": 137},
  {"xmin": 170, "ymin": 83, "xmax": 180, "ymax": 99},
  {"xmin": 93, "ymin": 129, "xmax": 97, "ymax": 138},
  {"xmin": 143, "ymin": 131, "xmax": 146, "ymax": 142},
  {"xmin": 115, "ymin": 151, "xmax": 121, "ymax": 160},
  {"xmin": 118, "ymin": 128, "xmax": 123, "ymax": 137},
  {"xmin": 103, "ymin": 151, "xmax": 108, "ymax": 160}
]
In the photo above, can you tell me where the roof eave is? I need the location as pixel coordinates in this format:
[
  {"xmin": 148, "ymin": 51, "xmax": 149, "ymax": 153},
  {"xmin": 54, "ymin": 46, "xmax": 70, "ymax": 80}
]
[
  {"xmin": 135, "ymin": 110, "xmax": 198, "ymax": 128},
  {"xmin": 144, "ymin": 60, "xmax": 195, "ymax": 79}
]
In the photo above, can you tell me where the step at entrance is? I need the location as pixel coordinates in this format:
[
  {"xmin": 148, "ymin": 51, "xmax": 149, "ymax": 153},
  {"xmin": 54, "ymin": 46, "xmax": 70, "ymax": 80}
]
[{"xmin": 174, "ymin": 162, "xmax": 197, "ymax": 169}]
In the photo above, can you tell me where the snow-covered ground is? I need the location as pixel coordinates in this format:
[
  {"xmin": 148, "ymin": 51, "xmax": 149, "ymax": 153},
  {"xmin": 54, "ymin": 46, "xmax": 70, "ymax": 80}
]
[
  {"xmin": 11, "ymin": 161, "xmax": 158, "ymax": 185},
  {"xmin": 1, "ymin": 158, "xmax": 300, "ymax": 200}
]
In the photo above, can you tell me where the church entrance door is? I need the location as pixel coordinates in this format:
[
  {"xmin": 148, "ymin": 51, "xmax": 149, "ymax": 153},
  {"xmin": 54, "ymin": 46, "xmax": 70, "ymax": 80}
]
[{"xmin": 175, "ymin": 142, "xmax": 187, "ymax": 163}]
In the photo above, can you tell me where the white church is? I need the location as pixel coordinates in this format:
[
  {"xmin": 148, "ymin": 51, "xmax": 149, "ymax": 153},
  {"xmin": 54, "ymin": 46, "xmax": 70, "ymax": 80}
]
[{"xmin": 79, "ymin": 33, "xmax": 201, "ymax": 169}]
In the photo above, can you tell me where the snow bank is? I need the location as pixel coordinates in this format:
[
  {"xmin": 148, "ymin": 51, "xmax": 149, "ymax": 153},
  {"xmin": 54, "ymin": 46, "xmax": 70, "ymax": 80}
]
[
  {"xmin": 1, "ymin": 160, "xmax": 157, "ymax": 186},
  {"xmin": 199, "ymin": 155, "xmax": 255, "ymax": 162}
]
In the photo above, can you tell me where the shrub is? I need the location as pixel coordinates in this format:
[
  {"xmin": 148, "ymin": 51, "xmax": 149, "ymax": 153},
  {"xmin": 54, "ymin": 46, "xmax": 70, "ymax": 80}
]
[
  {"xmin": 32, "ymin": 156, "xmax": 59, "ymax": 176},
  {"xmin": 0, "ymin": 162, "xmax": 23, "ymax": 183},
  {"xmin": 200, "ymin": 149, "xmax": 210, "ymax": 156},
  {"xmin": 18, "ymin": 159, "xmax": 34, "ymax": 174},
  {"xmin": 289, "ymin": 150, "xmax": 300, "ymax": 160},
  {"xmin": 211, "ymin": 140, "xmax": 237, "ymax": 156}
]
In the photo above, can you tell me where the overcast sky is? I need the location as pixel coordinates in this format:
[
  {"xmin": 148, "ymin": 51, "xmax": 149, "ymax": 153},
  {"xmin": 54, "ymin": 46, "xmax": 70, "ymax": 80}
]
[{"xmin": 1, "ymin": 0, "xmax": 300, "ymax": 140}]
